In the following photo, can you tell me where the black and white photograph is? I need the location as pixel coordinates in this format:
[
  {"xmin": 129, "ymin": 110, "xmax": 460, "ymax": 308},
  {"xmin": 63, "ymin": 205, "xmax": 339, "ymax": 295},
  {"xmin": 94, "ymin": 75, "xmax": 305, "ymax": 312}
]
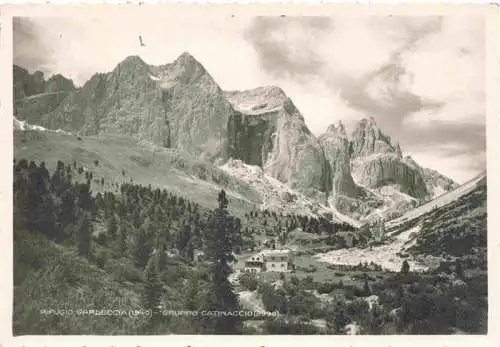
[{"xmin": 6, "ymin": 4, "xmax": 496, "ymax": 339}]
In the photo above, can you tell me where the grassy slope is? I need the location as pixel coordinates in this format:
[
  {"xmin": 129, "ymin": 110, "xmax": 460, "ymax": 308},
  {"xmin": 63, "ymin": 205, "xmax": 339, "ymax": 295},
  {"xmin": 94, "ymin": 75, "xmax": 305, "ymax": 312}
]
[
  {"xmin": 407, "ymin": 183, "xmax": 487, "ymax": 260},
  {"xmin": 14, "ymin": 130, "xmax": 260, "ymax": 217},
  {"xmin": 14, "ymin": 229, "xmax": 145, "ymax": 334},
  {"xmin": 14, "ymin": 226, "xmax": 199, "ymax": 335}
]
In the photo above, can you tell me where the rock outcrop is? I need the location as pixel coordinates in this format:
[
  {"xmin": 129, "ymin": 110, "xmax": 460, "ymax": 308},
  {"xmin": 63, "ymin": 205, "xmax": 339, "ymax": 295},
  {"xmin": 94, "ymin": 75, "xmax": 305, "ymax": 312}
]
[
  {"xmin": 403, "ymin": 156, "xmax": 459, "ymax": 198},
  {"xmin": 40, "ymin": 53, "xmax": 235, "ymax": 161},
  {"xmin": 14, "ymin": 65, "xmax": 75, "ymax": 99},
  {"xmin": 350, "ymin": 117, "xmax": 430, "ymax": 200},
  {"xmin": 13, "ymin": 53, "xmax": 460, "ymax": 221},
  {"xmin": 45, "ymin": 74, "xmax": 76, "ymax": 93},
  {"xmin": 13, "ymin": 65, "xmax": 76, "ymax": 124},
  {"xmin": 318, "ymin": 121, "xmax": 360, "ymax": 198},
  {"xmin": 350, "ymin": 117, "xmax": 397, "ymax": 158},
  {"xmin": 14, "ymin": 65, "xmax": 46, "ymax": 100},
  {"xmin": 226, "ymin": 86, "xmax": 331, "ymax": 201}
]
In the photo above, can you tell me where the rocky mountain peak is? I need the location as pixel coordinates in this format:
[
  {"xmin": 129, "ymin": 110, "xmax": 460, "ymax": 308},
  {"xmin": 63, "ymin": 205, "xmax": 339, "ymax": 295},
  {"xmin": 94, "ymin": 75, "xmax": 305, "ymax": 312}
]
[
  {"xmin": 13, "ymin": 65, "xmax": 47, "ymax": 99},
  {"xmin": 46, "ymin": 74, "xmax": 76, "ymax": 93},
  {"xmin": 110, "ymin": 55, "xmax": 152, "ymax": 86},
  {"xmin": 159, "ymin": 51, "xmax": 212, "ymax": 87},
  {"xmin": 259, "ymin": 85, "xmax": 287, "ymax": 99},
  {"xmin": 325, "ymin": 121, "xmax": 347, "ymax": 137},
  {"xmin": 351, "ymin": 116, "xmax": 395, "ymax": 158},
  {"xmin": 395, "ymin": 142, "xmax": 403, "ymax": 158},
  {"xmin": 117, "ymin": 55, "xmax": 148, "ymax": 68},
  {"xmin": 403, "ymin": 155, "xmax": 418, "ymax": 167},
  {"xmin": 175, "ymin": 52, "xmax": 201, "ymax": 66},
  {"xmin": 15, "ymin": 53, "xmax": 461, "ymax": 223},
  {"xmin": 225, "ymin": 85, "xmax": 294, "ymax": 117}
]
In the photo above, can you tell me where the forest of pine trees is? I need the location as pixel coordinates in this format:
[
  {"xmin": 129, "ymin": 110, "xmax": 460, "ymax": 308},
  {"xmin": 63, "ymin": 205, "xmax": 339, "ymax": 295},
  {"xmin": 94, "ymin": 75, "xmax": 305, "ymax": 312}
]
[
  {"xmin": 13, "ymin": 159, "xmax": 276, "ymax": 333},
  {"xmin": 13, "ymin": 159, "xmax": 487, "ymax": 335}
]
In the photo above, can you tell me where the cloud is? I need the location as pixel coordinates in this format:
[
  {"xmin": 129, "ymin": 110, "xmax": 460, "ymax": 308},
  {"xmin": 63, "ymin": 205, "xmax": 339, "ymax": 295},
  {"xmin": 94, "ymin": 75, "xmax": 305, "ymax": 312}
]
[
  {"xmin": 244, "ymin": 17, "xmax": 333, "ymax": 81},
  {"xmin": 13, "ymin": 14, "xmax": 486, "ymax": 182},
  {"xmin": 244, "ymin": 15, "xmax": 486, "ymax": 182},
  {"xmin": 13, "ymin": 18, "xmax": 51, "ymax": 73},
  {"xmin": 13, "ymin": 15, "xmax": 259, "ymax": 88},
  {"xmin": 411, "ymin": 143, "xmax": 486, "ymax": 183}
]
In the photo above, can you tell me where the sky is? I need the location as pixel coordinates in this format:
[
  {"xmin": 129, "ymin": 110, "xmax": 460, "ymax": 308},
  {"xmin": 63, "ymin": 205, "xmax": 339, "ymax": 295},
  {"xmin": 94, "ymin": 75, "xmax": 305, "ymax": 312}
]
[{"xmin": 13, "ymin": 12, "xmax": 486, "ymax": 183}]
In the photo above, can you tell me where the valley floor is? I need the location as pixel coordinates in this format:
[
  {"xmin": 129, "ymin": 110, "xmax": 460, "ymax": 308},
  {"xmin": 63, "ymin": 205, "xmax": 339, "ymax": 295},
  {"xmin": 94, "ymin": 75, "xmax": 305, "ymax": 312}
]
[{"xmin": 314, "ymin": 226, "xmax": 428, "ymax": 272}]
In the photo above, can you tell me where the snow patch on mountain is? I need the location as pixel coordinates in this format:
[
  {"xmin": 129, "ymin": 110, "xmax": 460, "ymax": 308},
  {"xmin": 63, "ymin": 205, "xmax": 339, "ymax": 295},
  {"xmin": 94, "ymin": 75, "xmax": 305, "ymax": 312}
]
[
  {"xmin": 14, "ymin": 117, "xmax": 73, "ymax": 135},
  {"xmin": 225, "ymin": 86, "xmax": 288, "ymax": 116},
  {"xmin": 148, "ymin": 74, "xmax": 161, "ymax": 81}
]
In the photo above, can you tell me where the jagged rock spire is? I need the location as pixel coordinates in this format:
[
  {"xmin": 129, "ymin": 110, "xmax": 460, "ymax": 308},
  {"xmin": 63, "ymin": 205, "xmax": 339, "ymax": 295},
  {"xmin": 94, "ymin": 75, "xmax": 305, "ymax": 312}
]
[
  {"xmin": 351, "ymin": 117, "xmax": 395, "ymax": 158},
  {"xmin": 326, "ymin": 120, "xmax": 346, "ymax": 136},
  {"xmin": 395, "ymin": 142, "xmax": 402, "ymax": 158}
]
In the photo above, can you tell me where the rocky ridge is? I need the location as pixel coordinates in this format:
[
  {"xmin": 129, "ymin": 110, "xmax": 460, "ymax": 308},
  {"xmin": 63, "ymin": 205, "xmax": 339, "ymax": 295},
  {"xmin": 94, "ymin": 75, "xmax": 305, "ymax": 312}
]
[
  {"xmin": 226, "ymin": 86, "xmax": 331, "ymax": 203},
  {"xmin": 13, "ymin": 52, "xmax": 459, "ymax": 222},
  {"xmin": 14, "ymin": 65, "xmax": 76, "ymax": 124}
]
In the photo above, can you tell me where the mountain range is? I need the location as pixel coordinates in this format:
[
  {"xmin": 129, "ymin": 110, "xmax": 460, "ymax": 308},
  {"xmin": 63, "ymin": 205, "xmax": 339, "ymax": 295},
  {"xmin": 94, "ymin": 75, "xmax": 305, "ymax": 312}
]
[{"xmin": 13, "ymin": 52, "xmax": 460, "ymax": 224}]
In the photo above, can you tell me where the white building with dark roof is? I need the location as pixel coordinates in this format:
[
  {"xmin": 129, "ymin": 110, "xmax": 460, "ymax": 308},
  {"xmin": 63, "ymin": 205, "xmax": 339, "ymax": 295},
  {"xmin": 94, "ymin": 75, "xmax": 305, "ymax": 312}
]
[{"xmin": 243, "ymin": 249, "xmax": 293, "ymax": 273}]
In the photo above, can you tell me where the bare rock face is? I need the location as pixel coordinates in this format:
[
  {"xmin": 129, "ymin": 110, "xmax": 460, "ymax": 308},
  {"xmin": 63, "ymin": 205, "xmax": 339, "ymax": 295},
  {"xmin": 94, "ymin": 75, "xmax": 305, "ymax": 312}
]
[
  {"xmin": 45, "ymin": 74, "xmax": 76, "ymax": 93},
  {"xmin": 351, "ymin": 117, "xmax": 396, "ymax": 158},
  {"xmin": 13, "ymin": 65, "xmax": 76, "ymax": 124},
  {"xmin": 352, "ymin": 153, "xmax": 429, "ymax": 199},
  {"xmin": 14, "ymin": 65, "xmax": 75, "ymax": 99},
  {"xmin": 319, "ymin": 121, "xmax": 360, "ymax": 198},
  {"xmin": 15, "ymin": 92, "xmax": 71, "ymax": 125},
  {"xmin": 350, "ymin": 118, "xmax": 430, "ymax": 200},
  {"xmin": 14, "ymin": 53, "xmax": 460, "ymax": 222},
  {"xmin": 40, "ymin": 53, "xmax": 235, "ymax": 161},
  {"xmin": 158, "ymin": 52, "xmax": 234, "ymax": 161},
  {"xmin": 403, "ymin": 156, "xmax": 459, "ymax": 198},
  {"xmin": 14, "ymin": 66, "xmax": 46, "ymax": 99},
  {"xmin": 226, "ymin": 86, "xmax": 331, "ymax": 201}
]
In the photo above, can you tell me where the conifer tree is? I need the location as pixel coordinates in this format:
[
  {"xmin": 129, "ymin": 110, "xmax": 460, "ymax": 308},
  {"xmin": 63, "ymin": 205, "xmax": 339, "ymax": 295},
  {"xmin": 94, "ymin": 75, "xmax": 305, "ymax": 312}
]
[
  {"xmin": 363, "ymin": 280, "xmax": 371, "ymax": 296},
  {"xmin": 401, "ymin": 260, "xmax": 410, "ymax": 275},
  {"xmin": 142, "ymin": 255, "xmax": 163, "ymax": 326},
  {"xmin": 327, "ymin": 301, "xmax": 348, "ymax": 334},
  {"xmin": 368, "ymin": 304, "xmax": 384, "ymax": 334},
  {"xmin": 202, "ymin": 190, "xmax": 241, "ymax": 333},
  {"xmin": 107, "ymin": 214, "xmax": 118, "ymax": 240},
  {"xmin": 78, "ymin": 213, "xmax": 92, "ymax": 259},
  {"xmin": 134, "ymin": 225, "xmax": 152, "ymax": 269},
  {"xmin": 156, "ymin": 241, "xmax": 167, "ymax": 275},
  {"xmin": 455, "ymin": 259, "xmax": 465, "ymax": 279},
  {"xmin": 118, "ymin": 219, "xmax": 128, "ymax": 255},
  {"xmin": 28, "ymin": 163, "xmax": 58, "ymax": 238},
  {"xmin": 185, "ymin": 240, "xmax": 195, "ymax": 262}
]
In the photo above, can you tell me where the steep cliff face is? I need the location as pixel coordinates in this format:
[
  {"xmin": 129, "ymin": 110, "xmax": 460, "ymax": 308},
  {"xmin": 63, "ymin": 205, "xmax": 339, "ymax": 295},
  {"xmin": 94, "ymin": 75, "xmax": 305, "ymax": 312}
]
[
  {"xmin": 155, "ymin": 52, "xmax": 234, "ymax": 161},
  {"xmin": 45, "ymin": 74, "xmax": 76, "ymax": 93},
  {"xmin": 14, "ymin": 65, "xmax": 75, "ymax": 99},
  {"xmin": 225, "ymin": 87, "xmax": 280, "ymax": 167},
  {"xmin": 318, "ymin": 121, "xmax": 360, "ymax": 198},
  {"xmin": 422, "ymin": 168, "xmax": 460, "ymax": 198},
  {"xmin": 14, "ymin": 53, "xmax": 460, "ymax": 223},
  {"xmin": 403, "ymin": 156, "xmax": 459, "ymax": 198},
  {"xmin": 40, "ymin": 53, "xmax": 234, "ymax": 161},
  {"xmin": 14, "ymin": 65, "xmax": 46, "ymax": 99},
  {"xmin": 15, "ymin": 92, "xmax": 72, "ymax": 125},
  {"xmin": 351, "ymin": 117, "xmax": 398, "ymax": 158},
  {"xmin": 225, "ymin": 86, "xmax": 331, "ymax": 201},
  {"xmin": 350, "ymin": 118, "xmax": 429, "ymax": 200},
  {"xmin": 352, "ymin": 153, "xmax": 429, "ymax": 198}
]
